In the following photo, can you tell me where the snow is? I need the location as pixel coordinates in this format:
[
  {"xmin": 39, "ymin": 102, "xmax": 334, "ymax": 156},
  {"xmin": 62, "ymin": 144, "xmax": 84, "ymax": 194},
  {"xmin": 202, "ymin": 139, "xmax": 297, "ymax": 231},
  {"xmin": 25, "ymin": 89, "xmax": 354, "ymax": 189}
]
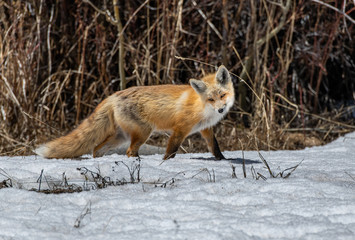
[{"xmin": 1, "ymin": 133, "xmax": 355, "ymax": 240}]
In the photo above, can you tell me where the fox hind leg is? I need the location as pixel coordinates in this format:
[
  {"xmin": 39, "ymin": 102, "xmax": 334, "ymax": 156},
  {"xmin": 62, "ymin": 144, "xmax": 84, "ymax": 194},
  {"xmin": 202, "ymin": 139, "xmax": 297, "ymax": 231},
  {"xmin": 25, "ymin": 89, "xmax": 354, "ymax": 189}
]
[
  {"xmin": 93, "ymin": 128, "xmax": 128, "ymax": 157},
  {"xmin": 126, "ymin": 127, "xmax": 152, "ymax": 158}
]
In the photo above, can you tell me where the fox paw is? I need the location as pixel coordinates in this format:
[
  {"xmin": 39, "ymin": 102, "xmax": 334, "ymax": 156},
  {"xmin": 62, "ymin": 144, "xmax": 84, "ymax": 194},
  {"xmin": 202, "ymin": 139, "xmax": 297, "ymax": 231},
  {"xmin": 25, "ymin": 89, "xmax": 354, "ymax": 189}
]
[{"xmin": 126, "ymin": 149, "xmax": 139, "ymax": 158}]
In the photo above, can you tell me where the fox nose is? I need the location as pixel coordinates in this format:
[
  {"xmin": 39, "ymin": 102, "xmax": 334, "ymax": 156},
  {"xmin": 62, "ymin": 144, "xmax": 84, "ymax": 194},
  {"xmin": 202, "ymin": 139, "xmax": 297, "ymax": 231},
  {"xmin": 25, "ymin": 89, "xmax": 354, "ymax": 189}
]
[{"xmin": 218, "ymin": 108, "xmax": 224, "ymax": 113}]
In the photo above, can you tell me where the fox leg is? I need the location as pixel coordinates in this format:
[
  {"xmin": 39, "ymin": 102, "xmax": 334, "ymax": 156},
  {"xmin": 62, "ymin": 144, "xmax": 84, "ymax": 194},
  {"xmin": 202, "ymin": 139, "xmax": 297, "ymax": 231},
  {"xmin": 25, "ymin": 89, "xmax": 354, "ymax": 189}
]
[
  {"xmin": 164, "ymin": 130, "xmax": 189, "ymax": 160},
  {"xmin": 126, "ymin": 127, "xmax": 152, "ymax": 158},
  {"xmin": 93, "ymin": 135, "xmax": 113, "ymax": 157},
  {"xmin": 93, "ymin": 128, "xmax": 128, "ymax": 157},
  {"xmin": 200, "ymin": 128, "xmax": 225, "ymax": 160}
]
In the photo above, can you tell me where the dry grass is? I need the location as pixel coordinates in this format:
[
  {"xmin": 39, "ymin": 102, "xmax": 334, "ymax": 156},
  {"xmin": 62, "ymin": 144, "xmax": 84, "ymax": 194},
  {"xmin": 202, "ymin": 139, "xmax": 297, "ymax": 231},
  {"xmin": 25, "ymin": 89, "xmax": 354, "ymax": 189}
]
[{"xmin": 0, "ymin": 0, "xmax": 354, "ymax": 156}]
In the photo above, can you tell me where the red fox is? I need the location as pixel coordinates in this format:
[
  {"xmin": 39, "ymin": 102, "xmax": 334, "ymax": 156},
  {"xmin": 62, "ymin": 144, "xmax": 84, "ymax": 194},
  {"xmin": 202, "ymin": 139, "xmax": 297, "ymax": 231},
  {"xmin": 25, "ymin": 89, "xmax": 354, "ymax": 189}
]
[{"xmin": 35, "ymin": 65, "xmax": 234, "ymax": 160}]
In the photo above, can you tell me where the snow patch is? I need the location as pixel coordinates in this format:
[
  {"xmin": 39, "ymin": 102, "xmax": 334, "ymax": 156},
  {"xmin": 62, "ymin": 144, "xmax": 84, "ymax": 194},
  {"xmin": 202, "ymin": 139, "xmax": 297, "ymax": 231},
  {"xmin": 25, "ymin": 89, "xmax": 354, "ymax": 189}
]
[{"xmin": 0, "ymin": 132, "xmax": 355, "ymax": 239}]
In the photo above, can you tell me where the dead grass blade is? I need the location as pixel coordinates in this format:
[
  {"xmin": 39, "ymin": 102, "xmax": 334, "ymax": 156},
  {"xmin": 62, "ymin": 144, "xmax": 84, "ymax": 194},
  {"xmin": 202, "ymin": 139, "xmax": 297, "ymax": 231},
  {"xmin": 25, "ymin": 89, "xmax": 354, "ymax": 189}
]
[
  {"xmin": 74, "ymin": 201, "xmax": 92, "ymax": 228},
  {"xmin": 257, "ymin": 151, "xmax": 303, "ymax": 179}
]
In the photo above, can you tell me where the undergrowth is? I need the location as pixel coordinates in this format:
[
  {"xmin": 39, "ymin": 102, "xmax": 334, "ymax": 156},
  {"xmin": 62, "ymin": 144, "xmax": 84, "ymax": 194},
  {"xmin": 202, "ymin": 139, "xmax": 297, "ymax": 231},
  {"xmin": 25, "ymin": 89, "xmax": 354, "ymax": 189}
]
[
  {"xmin": 0, "ymin": 154, "xmax": 303, "ymax": 194},
  {"xmin": 1, "ymin": 1, "xmax": 355, "ymax": 156}
]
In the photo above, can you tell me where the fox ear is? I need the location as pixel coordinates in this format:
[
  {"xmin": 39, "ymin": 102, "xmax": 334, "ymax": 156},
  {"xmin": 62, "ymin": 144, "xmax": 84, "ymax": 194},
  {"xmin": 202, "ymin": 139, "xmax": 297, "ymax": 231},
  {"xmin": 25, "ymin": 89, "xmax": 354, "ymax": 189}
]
[
  {"xmin": 190, "ymin": 79, "xmax": 207, "ymax": 94},
  {"xmin": 216, "ymin": 65, "xmax": 231, "ymax": 86}
]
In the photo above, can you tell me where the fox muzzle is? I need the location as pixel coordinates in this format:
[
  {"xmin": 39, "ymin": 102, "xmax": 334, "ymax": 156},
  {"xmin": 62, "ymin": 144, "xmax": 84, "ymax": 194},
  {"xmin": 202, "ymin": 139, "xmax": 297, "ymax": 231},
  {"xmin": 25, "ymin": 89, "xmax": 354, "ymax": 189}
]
[{"xmin": 217, "ymin": 104, "xmax": 228, "ymax": 114}]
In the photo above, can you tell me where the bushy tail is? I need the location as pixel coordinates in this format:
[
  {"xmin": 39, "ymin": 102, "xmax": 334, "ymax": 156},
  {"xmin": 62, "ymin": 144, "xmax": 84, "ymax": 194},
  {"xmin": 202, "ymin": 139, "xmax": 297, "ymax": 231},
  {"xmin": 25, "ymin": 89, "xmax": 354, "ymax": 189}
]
[{"xmin": 35, "ymin": 100, "xmax": 115, "ymax": 159}]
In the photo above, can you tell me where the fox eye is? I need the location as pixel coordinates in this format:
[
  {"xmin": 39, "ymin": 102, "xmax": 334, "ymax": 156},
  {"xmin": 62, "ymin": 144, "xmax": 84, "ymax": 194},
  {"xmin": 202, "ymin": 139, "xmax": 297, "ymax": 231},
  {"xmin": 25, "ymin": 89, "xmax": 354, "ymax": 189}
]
[
  {"xmin": 208, "ymin": 98, "xmax": 215, "ymax": 102},
  {"xmin": 220, "ymin": 93, "xmax": 226, "ymax": 99}
]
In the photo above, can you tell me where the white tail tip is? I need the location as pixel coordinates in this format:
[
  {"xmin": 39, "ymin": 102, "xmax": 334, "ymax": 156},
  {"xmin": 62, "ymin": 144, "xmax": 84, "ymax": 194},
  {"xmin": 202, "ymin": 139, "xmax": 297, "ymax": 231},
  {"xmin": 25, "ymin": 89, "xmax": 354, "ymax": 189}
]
[{"xmin": 34, "ymin": 145, "xmax": 50, "ymax": 157}]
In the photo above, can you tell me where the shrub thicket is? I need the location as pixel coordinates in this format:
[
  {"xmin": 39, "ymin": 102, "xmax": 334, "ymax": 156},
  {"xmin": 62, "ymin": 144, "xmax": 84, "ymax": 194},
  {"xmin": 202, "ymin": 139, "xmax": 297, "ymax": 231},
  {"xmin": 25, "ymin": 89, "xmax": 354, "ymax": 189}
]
[{"xmin": 1, "ymin": 0, "xmax": 354, "ymax": 155}]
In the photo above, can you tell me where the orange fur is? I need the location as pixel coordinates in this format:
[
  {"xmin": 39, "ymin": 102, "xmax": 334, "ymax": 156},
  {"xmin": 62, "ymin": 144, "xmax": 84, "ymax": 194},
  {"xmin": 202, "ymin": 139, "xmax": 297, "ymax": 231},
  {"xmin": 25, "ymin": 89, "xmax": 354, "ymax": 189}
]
[{"xmin": 35, "ymin": 65, "xmax": 234, "ymax": 160}]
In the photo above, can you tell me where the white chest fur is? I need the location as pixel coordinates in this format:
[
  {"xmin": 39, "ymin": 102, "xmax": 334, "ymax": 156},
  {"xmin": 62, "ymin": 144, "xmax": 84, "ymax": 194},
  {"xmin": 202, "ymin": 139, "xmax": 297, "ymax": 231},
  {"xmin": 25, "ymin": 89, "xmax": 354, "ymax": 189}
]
[{"xmin": 190, "ymin": 105, "xmax": 225, "ymax": 134}]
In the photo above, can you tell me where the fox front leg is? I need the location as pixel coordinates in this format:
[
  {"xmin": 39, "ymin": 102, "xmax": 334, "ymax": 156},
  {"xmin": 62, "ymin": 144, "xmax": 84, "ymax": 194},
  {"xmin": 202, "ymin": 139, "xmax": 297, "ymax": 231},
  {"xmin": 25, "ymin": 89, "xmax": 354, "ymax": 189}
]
[
  {"xmin": 164, "ymin": 130, "xmax": 189, "ymax": 160},
  {"xmin": 200, "ymin": 128, "xmax": 225, "ymax": 160}
]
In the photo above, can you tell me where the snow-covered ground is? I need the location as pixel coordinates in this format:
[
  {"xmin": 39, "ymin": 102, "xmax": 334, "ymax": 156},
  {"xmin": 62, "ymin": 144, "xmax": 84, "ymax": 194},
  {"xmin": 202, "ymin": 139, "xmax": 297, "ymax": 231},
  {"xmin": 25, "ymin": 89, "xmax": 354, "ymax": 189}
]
[{"xmin": 0, "ymin": 132, "xmax": 355, "ymax": 240}]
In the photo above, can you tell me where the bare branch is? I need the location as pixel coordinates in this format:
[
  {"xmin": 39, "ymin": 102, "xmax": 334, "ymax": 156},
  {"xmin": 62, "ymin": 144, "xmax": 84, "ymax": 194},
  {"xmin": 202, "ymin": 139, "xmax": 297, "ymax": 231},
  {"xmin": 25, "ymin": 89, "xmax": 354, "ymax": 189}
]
[
  {"xmin": 191, "ymin": 0, "xmax": 223, "ymax": 40},
  {"xmin": 311, "ymin": 0, "xmax": 355, "ymax": 24},
  {"xmin": 82, "ymin": 0, "xmax": 117, "ymax": 25}
]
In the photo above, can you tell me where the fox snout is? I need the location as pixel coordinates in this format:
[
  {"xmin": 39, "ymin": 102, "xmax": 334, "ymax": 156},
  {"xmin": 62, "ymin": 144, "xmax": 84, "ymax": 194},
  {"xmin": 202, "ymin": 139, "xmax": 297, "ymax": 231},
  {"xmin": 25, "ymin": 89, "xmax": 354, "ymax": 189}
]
[{"xmin": 217, "ymin": 104, "xmax": 226, "ymax": 114}]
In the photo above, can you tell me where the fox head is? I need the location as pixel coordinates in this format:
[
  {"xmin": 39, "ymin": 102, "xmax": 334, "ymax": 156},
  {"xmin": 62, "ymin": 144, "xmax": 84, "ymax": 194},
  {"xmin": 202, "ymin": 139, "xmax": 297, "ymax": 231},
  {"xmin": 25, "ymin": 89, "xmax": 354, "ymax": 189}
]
[{"xmin": 190, "ymin": 65, "xmax": 235, "ymax": 115}]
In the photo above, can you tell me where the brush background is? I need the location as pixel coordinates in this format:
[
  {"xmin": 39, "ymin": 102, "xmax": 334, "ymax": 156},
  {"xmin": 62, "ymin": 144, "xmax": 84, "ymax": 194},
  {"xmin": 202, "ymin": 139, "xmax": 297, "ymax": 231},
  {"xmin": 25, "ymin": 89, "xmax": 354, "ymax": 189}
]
[{"xmin": 1, "ymin": 0, "xmax": 354, "ymax": 155}]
